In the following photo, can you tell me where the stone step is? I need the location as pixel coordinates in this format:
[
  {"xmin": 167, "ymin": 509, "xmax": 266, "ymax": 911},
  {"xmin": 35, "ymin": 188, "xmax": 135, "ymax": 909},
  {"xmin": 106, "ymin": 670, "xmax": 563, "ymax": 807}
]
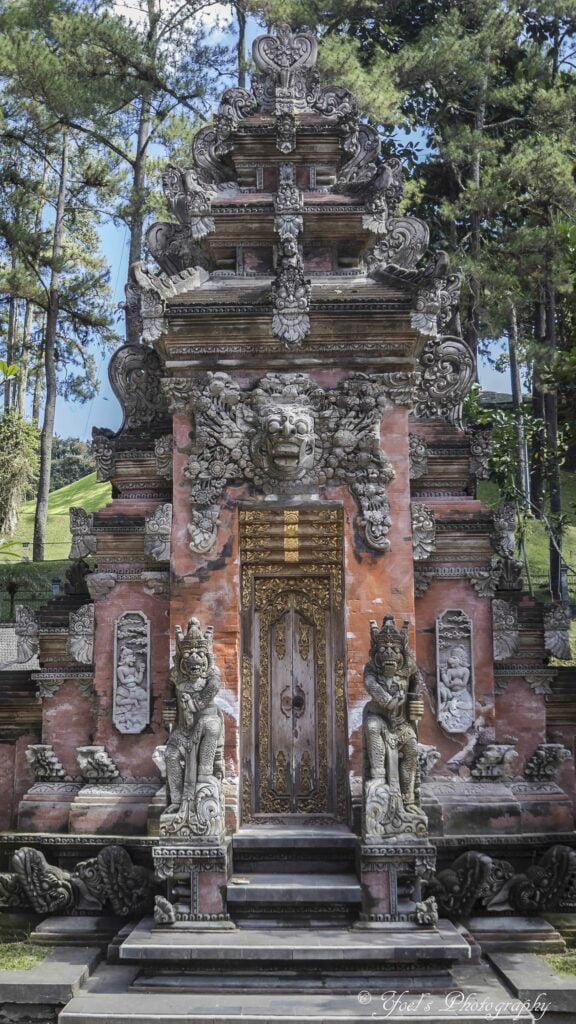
[
  {"xmin": 227, "ymin": 873, "xmax": 362, "ymax": 907},
  {"xmin": 118, "ymin": 918, "xmax": 471, "ymax": 965},
  {"xmin": 58, "ymin": 960, "xmax": 532, "ymax": 1024},
  {"xmin": 232, "ymin": 826, "xmax": 357, "ymax": 875}
]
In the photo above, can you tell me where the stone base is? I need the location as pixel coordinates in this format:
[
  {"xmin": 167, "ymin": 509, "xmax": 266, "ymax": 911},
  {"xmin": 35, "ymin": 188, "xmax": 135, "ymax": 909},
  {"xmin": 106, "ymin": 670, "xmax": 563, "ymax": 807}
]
[
  {"xmin": 69, "ymin": 782, "xmax": 161, "ymax": 835},
  {"xmin": 423, "ymin": 779, "xmax": 574, "ymax": 835},
  {"xmin": 462, "ymin": 914, "xmax": 566, "ymax": 953},
  {"xmin": 30, "ymin": 915, "xmax": 124, "ymax": 946},
  {"xmin": 357, "ymin": 838, "xmax": 437, "ymax": 924},
  {"xmin": 153, "ymin": 838, "xmax": 232, "ymax": 925},
  {"xmin": 17, "ymin": 782, "xmax": 82, "ymax": 832}
]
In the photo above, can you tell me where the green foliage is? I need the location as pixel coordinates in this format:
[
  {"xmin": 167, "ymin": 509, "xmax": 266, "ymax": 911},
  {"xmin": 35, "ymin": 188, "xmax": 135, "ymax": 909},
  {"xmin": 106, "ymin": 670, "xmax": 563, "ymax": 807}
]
[
  {"xmin": 0, "ymin": 411, "xmax": 39, "ymax": 534},
  {"xmin": 50, "ymin": 436, "xmax": 95, "ymax": 491},
  {"xmin": 544, "ymin": 953, "xmax": 576, "ymax": 975},
  {"xmin": 0, "ymin": 470, "xmax": 111, "ymax": 563},
  {"xmin": 0, "ymin": 559, "xmax": 70, "ymax": 620}
]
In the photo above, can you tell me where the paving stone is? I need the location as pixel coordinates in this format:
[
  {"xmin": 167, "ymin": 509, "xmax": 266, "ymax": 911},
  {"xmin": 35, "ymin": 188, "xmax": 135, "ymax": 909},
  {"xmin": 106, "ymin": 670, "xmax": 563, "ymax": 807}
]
[
  {"xmin": 0, "ymin": 945, "xmax": 100, "ymax": 1004},
  {"xmin": 489, "ymin": 951, "xmax": 576, "ymax": 1014}
]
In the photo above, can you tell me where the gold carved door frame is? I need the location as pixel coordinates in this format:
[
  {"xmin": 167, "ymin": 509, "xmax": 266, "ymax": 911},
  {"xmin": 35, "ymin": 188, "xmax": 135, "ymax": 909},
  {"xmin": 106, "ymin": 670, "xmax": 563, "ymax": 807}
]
[{"xmin": 239, "ymin": 506, "xmax": 348, "ymax": 826}]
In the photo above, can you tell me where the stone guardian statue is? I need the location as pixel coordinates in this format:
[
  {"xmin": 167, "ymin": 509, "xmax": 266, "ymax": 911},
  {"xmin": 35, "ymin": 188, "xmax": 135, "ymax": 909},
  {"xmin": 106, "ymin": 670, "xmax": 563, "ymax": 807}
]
[
  {"xmin": 363, "ymin": 615, "xmax": 428, "ymax": 838},
  {"xmin": 161, "ymin": 617, "xmax": 225, "ymax": 838}
]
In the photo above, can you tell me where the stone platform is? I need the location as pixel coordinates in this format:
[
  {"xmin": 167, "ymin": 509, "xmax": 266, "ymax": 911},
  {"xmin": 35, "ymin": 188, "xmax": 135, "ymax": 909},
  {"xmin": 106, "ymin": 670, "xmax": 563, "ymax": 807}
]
[{"xmin": 57, "ymin": 959, "xmax": 535, "ymax": 1024}]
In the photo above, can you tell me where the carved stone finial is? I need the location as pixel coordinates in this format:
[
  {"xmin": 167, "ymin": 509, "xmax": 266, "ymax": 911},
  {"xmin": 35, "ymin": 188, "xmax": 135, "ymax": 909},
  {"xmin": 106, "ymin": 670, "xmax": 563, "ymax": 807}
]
[
  {"xmin": 76, "ymin": 745, "xmax": 120, "ymax": 783},
  {"xmin": 69, "ymin": 507, "xmax": 96, "ymax": 560},
  {"xmin": 108, "ymin": 338, "xmax": 170, "ymax": 432},
  {"xmin": 362, "ymin": 615, "xmax": 428, "ymax": 838},
  {"xmin": 161, "ymin": 617, "xmax": 225, "ymax": 838},
  {"xmin": 154, "ymin": 435, "xmax": 173, "ymax": 480},
  {"xmin": 92, "ymin": 430, "xmax": 115, "ymax": 482},
  {"xmin": 491, "ymin": 504, "xmax": 517, "ymax": 560},
  {"xmin": 409, "ymin": 433, "xmax": 428, "ymax": 479},
  {"xmin": 67, "ymin": 604, "xmax": 94, "ymax": 665},
  {"xmin": 14, "ymin": 605, "xmax": 39, "ymax": 664},
  {"xmin": 524, "ymin": 743, "xmax": 572, "ymax": 782},
  {"xmin": 468, "ymin": 426, "xmax": 492, "ymax": 478},
  {"xmin": 252, "ymin": 24, "xmax": 318, "ymax": 113},
  {"xmin": 145, "ymin": 504, "xmax": 172, "ymax": 562},
  {"xmin": 492, "ymin": 599, "xmax": 520, "ymax": 661},
  {"xmin": 411, "ymin": 503, "xmax": 436, "ymax": 561},
  {"xmin": 418, "ymin": 744, "xmax": 441, "ymax": 781},
  {"xmin": 470, "ymin": 742, "xmax": 518, "ymax": 782},
  {"xmin": 25, "ymin": 744, "xmax": 66, "ymax": 782},
  {"xmin": 436, "ymin": 610, "xmax": 475, "ymax": 734},
  {"xmin": 544, "ymin": 604, "xmax": 573, "ymax": 661},
  {"xmin": 86, "ymin": 573, "xmax": 116, "ymax": 601},
  {"xmin": 413, "ymin": 335, "xmax": 475, "ymax": 429}
]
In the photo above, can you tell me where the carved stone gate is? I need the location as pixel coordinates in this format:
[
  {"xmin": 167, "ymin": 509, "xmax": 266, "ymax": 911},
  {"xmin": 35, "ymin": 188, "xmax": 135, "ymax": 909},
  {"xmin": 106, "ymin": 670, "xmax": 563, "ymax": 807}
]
[{"xmin": 240, "ymin": 506, "xmax": 348, "ymax": 824}]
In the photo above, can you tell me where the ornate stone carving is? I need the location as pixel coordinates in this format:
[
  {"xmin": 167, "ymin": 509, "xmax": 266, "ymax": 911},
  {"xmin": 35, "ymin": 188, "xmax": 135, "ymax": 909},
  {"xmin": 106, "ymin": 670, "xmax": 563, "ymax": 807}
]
[
  {"xmin": 363, "ymin": 615, "xmax": 428, "ymax": 839},
  {"xmin": 113, "ymin": 612, "xmax": 150, "ymax": 734},
  {"xmin": 544, "ymin": 604, "xmax": 572, "ymax": 661},
  {"xmin": 178, "ymin": 372, "xmax": 395, "ymax": 554},
  {"xmin": 2, "ymin": 845, "xmax": 153, "ymax": 915},
  {"xmin": 413, "ymin": 335, "xmax": 475, "ymax": 429},
  {"xmin": 161, "ymin": 618, "xmax": 225, "ymax": 838},
  {"xmin": 76, "ymin": 745, "xmax": 120, "ymax": 783},
  {"xmin": 161, "ymin": 163, "xmax": 216, "ymax": 239},
  {"xmin": 274, "ymin": 163, "xmax": 303, "ymax": 239},
  {"xmin": 141, "ymin": 571, "xmax": 169, "ymax": 597},
  {"xmin": 152, "ymin": 745, "xmax": 167, "ymax": 779},
  {"xmin": 436, "ymin": 610, "xmax": 475, "ymax": 734},
  {"xmin": 409, "ymin": 433, "xmax": 428, "ymax": 479},
  {"xmin": 108, "ymin": 339, "xmax": 169, "ymax": 433},
  {"xmin": 338, "ymin": 123, "xmax": 380, "ymax": 186},
  {"xmin": 144, "ymin": 504, "xmax": 172, "ymax": 562},
  {"xmin": 492, "ymin": 599, "xmax": 520, "ymax": 661},
  {"xmin": 470, "ymin": 743, "xmax": 518, "ymax": 782},
  {"xmin": 92, "ymin": 429, "xmax": 115, "ymax": 481},
  {"xmin": 524, "ymin": 743, "xmax": 572, "ymax": 782},
  {"xmin": 25, "ymin": 744, "xmax": 66, "ymax": 782},
  {"xmin": 69, "ymin": 507, "xmax": 96, "ymax": 559},
  {"xmin": 271, "ymin": 237, "xmax": 311, "ymax": 346},
  {"xmin": 428, "ymin": 845, "xmax": 576, "ymax": 916},
  {"xmin": 469, "ymin": 558, "xmax": 503, "ymax": 598},
  {"xmin": 154, "ymin": 435, "xmax": 173, "ymax": 480},
  {"xmin": 418, "ymin": 744, "xmax": 441, "ymax": 781},
  {"xmin": 411, "ymin": 503, "xmax": 435, "ymax": 560},
  {"xmin": 468, "ymin": 426, "xmax": 492, "ymax": 479},
  {"xmin": 67, "ymin": 604, "xmax": 94, "ymax": 665},
  {"xmin": 15, "ymin": 605, "xmax": 38, "ymax": 663},
  {"xmin": 86, "ymin": 572, "xmax": 116, "ymax": 601},
  {"xmin": 252, "ymin": 24, "xmax": 318, "ymax": 113},
  {"xmin": 124, "ymin": 263, "xmax": 168, "ymax": 344},
  {"xmin": 366, "ymin": 217, "xmax": 429, "ymax": 272},
  {"xmin": 491, "ymin": 504, "xmax": 517, "ymax": 560},
  {"xmin": 414, "ymin": 895, "xmax": 439, "ymax": 926},
  {"xmin": 146, "ymin": 221, "xmax": 211, "ymax": 275},
  {"xmin": 154, "ymin": 894, "xmax": 177, "ymax": 924}
]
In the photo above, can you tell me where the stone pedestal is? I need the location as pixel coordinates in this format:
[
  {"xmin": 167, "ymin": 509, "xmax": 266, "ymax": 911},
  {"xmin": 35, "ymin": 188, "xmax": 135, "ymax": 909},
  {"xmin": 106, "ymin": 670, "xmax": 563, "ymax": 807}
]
[
  {"xmin": 152, "ymin": 839, "xmax": 234, "ymax": 928},
  {"xmin": 17, "ymin": 782, "xmax": 82, "ymax": 832},
  {"xmin": 68, "ymin": 781, "xmax": 160, "ymax": 835},
  {"xmin": 357, "ymin": 839, "xmax": 437, "ymax": 926}
]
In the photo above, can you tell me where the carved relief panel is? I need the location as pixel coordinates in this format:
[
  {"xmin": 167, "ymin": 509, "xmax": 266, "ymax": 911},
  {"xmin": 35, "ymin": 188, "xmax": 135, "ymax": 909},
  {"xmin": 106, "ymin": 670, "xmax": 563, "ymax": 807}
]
[
  {"xmin": 240, "ymin": 506, "xmax": 348, "ymax": 824},
  {"xmin": 113, "ymin": 611, "xmax": 151, "ymax": 734},
  {"xmin": 435, "ymin": 609, "xmax": 475, "ymax": 734}
]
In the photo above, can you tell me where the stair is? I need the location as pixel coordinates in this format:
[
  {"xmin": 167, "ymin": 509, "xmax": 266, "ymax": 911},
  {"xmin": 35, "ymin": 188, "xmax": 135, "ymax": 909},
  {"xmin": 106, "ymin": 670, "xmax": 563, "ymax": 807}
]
[{"xmin": 229, "ymin": 826, "xmax": 360, "ymax": 926}]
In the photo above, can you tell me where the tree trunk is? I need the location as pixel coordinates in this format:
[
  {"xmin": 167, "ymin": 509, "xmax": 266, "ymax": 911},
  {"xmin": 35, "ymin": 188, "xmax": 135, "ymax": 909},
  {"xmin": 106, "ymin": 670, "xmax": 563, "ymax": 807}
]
[
  {"xmin": 507, "ymin": 302, "xmax": 529, "ymax": 503},
  {"xmin": 4, "ymin": 293, "xmax": 17, "ymax": 412},
  {"xmin": 16, "ymin": 301, "xmax": 34, "ymax": 418},
  {"xmin": 544, "ymin": 285, "xmax": 562, "ymax": 599},
  {"xmin": 236, "ymin": 2, "xmax": 246, "ymax": 88},
  {"xmin": 125, "ymin": 94, "xmax": 152, "ymax": 344},
  {"xmin": 463, "ymin": 72, "xmax": 487, "ymax": 370},
  {"xmin": 31, "ymin": 343, "xmax": 44, "ymax": 425},
  {"xmin": 33, "ymin": 129, "xmax": 69, "ymax": 562},
  {"xmin": 530, "ymin": 296, "xmax": 546, "ymax": 517},
  {"xmin": 17, "ymin": 156, "xmax": 48, "ymax": 417}
]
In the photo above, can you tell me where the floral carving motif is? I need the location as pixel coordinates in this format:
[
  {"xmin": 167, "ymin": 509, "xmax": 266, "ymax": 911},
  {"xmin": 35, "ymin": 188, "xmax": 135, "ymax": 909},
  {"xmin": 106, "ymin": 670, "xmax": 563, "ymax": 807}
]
[
  {"xmin": 492, "ymin": 599, "xmax": 520, "ymax": 661},
  {"xmin": 408, "ymin": 434, "xmax": 428, "ymax": 479},
  {"xmin": 413, "ymin": 335, "xmax": 475, "ymax": 429},
  {"xmin": 145, "ymin": 504, "xmax": 172, "ymax": 562},
  {"xmin": 524, "ymin": 743, "xmax": 572, "ymax": 782},
  {"xmin": 77, "ymin": 745, "xmax": 119, "ymax": 783},
  {"xmin": 113, "ymin": 612, "xmax": 150, "ymax": 734},
  {"xmin": 411, "ymin": 503, "xmax": 435, "ymax": 561},
  {"xmin": 25, "ymin": 744, "xmax": 66, "ymax": 782},
  {"xmin": 69, "ymin": 507, "xmax": 96, "ymax": 560},
  {"xmin": 544, "ymin": 604, "xmax": 573, "ymax": 661},
  {"xmin": 271, "ymin": 237, "xmax": 311, "ymax": 346}
]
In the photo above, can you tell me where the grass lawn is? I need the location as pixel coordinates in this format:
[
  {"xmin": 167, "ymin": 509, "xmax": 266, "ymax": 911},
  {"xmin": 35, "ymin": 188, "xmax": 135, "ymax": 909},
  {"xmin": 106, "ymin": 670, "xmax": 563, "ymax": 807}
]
[
  {"xmin": 0, "ymin": 941, "xmax": 47, "ymax": 970},
  {"xmin": 0, "ymin": 473, "xmax": 111, "ymax": 564},
  {"xmin": 544, "ymin": 953, "xmax": 576, "ymax": 975}
]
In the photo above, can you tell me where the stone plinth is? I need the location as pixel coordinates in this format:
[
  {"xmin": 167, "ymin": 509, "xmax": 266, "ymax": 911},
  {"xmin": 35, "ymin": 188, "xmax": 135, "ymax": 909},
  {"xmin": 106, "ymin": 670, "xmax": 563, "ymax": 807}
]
[
  {"xmin": 17, "ymin": 782, "xmax": 82, "ymax": 832},
  {"xmin": 356, "ymin": 839, "xmax": 437, "ymax": 926},
  {"xmin": 68, "ymin": 782, "xmax": 160, "ymax": 835},
  {"xmin": 153, "ymin": 839, "xmax": 233, "ymax": 928},
  {"xmin": 422, "ymin": 779, "xmax": 574, "ymax": 836}
]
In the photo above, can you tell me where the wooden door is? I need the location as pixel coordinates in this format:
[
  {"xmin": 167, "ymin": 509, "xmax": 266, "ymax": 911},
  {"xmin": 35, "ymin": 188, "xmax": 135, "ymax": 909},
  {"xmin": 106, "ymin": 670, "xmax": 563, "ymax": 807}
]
[{"xmin": 240, "ymin": 506, "xmax": 348, "ymax": 825}]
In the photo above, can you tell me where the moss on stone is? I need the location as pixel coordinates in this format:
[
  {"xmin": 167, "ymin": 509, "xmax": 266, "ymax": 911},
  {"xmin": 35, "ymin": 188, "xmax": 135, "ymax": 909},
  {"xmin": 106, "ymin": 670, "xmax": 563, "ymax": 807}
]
[{"xmin": 0, "ymin": 941, "xmax": 47, "ymax": 970}]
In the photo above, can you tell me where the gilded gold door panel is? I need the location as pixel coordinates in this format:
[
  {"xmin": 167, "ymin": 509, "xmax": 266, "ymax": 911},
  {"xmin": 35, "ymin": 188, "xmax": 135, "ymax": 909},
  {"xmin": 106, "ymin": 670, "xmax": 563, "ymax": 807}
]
[{"xmin": 240, "ymin": 506, "xmax": 348, "ymax": 825}]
